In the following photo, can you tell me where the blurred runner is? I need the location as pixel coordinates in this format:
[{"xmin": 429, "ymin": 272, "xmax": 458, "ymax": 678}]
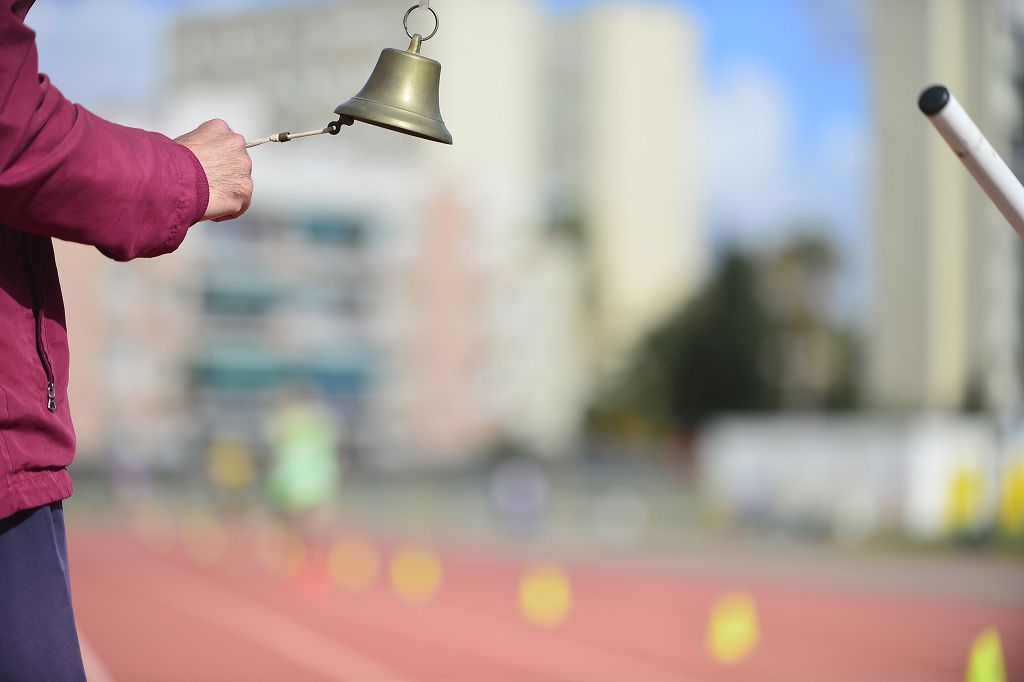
[{"xmin": 264, "ymin": 391, "xmax": 343, "ymax": 540}]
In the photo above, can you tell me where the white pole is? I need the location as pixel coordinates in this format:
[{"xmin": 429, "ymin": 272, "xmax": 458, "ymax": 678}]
[{"xmin": 919, "ymin": 85, "xmax": 1024, "ymax": 240}]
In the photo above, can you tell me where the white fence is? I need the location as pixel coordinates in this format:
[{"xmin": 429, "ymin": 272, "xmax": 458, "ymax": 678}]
[{"xmin": 697, "ymin": 416, "xmax": 1022, "ymax": 541}]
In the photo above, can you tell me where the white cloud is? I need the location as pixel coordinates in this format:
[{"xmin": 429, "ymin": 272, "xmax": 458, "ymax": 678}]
[
  {"xmin": 705, "ymin": 62, "xmax": 870, "ymax": 319},
  {"xmin": 706, "ymin": 62, "xmax": 868, "ymax": 232},
  {"xmin": 706, "ymin": 64, "xmax": 806, "ymax": 240},
  {"xmin": 808, "ymin": 116, "xmax": 871, "ymax": 320}
]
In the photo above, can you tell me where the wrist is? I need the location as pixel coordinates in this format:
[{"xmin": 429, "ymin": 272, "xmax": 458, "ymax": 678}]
[{"xmin": 182, "ymin": 144, "xmax": 210, "ymax": 224}]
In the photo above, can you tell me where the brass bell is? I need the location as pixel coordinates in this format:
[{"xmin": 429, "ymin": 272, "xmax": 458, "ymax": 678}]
[
  {"xmin": 244, "ymin": 5, "xmax": 453, "ymax": 150},
  {"xmin": 334, "ymin": 6, "xmax": 453, "ymax": 145}
]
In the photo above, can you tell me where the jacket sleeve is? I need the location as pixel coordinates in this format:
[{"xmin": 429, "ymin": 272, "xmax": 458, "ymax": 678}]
[{"xmin": 0, "ymin": 0, "xmax": 210, "ymax": 261}]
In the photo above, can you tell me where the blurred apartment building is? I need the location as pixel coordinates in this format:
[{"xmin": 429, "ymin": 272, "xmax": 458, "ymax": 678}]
[
  {"xmin": 58, "ymin": 0, "xmax": 704, "ymax": 468},
  {"xmin": 868, "ymin": 0, "xmax": 1023, "ymax": 415},
  {"xmin": 549, "ymin": 5, "xmax": 705, "ymax": 374}
]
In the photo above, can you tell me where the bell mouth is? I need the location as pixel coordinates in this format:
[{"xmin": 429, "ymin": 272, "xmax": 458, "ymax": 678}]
[{"xmin": 335, "ymin": 97, "xmax": 453, "ymax": 145}]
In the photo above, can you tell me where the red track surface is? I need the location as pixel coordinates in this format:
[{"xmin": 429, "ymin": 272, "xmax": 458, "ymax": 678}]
[{"xmin": 69, "ymin": 526, "xmax": 1024, "ymax": 681}]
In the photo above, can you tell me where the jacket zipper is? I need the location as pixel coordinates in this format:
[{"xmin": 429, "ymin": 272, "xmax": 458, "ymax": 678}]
[{"xmin": 23, "ymin": 237, "xmax": 57, "ymax": 412}]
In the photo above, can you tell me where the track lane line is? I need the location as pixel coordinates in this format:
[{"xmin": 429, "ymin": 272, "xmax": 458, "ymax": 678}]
[
  {"xmin": 138, "ymin": 558, "xmax": 413, "ymax": 682},
  {"xmin": 79, "ymin": 633, "xmax": 116, "ymax": 682},
  {"xmin": 305, "ymin": 587, "xmax": 697, "ymax": 682},
  {"xmin": 156, "ymin": 548, "xmax": 689, "ymax": 681}
]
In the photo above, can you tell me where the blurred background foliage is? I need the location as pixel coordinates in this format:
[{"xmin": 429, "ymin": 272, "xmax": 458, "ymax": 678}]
[{"xmin": 593, "ymin": 233, "xmax": 859, "ymax": 436}]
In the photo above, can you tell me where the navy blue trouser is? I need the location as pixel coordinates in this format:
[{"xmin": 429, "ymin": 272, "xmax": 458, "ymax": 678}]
[{"xmin": 0, "ymin": 502, "xmax": 86, "ymax": 681}]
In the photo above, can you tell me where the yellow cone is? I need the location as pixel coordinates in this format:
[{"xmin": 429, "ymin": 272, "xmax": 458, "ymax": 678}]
[
  {"xmin": 181, "ymin": 510, "xmax": 227, "ymax": 564},
  {"xmin": 254, "ymin": 523, "xmax": 307, "ymax": 578},
  {"xmin": 999, "ymin": 459, "xmax": 1024, "ymax": 536},
  {"xmin": 707, "ymin": 591, "xmax": 759, "ymax": 664},
  {"xmin": 966, "ymin": 628, "xmax": 1006, "ymax": 682},
  {"xmin": 329, "ymin": 535, "xmax": 380, "ymax": 593},
  {"xmin": 389, "ymin": 546, "xmax": 443, "ymax": 604},
  {"xmin": 946, "ymin": 464, "xmax": 985, "ymax": 533},
  {"xmin": 519, "ymin": 564, "xmax": 572, "ymax": 628}
]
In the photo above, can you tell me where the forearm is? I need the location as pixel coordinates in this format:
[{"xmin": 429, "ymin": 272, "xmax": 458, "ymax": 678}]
[{"xmin": 0, "ymin": 1, "xmax": 208, "ymax": 260}]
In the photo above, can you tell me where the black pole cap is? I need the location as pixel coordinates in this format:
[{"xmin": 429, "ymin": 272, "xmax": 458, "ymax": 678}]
[{"xmin": 919, "ymin": 85, "xmax": 950, "ymax": 116}]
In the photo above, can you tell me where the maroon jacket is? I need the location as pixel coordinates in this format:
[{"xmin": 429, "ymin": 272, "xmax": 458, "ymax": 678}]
[{"xmin": 0, "ymin": 0, "xmax": 209, "ymax": 519}]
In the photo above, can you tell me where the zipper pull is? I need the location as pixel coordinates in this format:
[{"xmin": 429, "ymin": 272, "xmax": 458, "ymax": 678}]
[{"xmin": 47, "ymin": 382, "xmax": 56, "ymax": 412}]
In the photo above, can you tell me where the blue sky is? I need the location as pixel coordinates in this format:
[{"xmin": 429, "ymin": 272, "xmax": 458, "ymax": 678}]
[
  {"xmin": 29, "ymin": 0, "xmax": 869, "ymax": 169},
  {"xmin": 549, "ymin": 0, "xmax": 867, "ymax": 165},
  {"xmin": 28, "ymin": 0, "xmax": 870, "ymax": 317}
]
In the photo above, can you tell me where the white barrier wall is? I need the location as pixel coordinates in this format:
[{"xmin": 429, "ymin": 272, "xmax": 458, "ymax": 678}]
[{"xmin": 697, "ymin": 416, "xmax": 1001, "ymax": 541}]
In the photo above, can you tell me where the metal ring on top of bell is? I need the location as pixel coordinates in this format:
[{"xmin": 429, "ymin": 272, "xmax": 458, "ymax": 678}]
[{"xmin": 335, "ymin": 5, "xmax": 453, "ymax": 145}]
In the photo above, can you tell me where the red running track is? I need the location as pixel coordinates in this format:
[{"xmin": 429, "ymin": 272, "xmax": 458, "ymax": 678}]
[{"xmin": 69, "ymin": 526, "xmax": 1024, "ymax": 681}]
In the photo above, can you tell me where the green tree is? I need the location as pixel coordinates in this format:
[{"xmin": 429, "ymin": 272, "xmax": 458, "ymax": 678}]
[
  {"xmin": 597, "ymin": 250, "xmax": 778, "ymax": 431},
  {"xmin": 593, "ymin": 234, "xmax": 861, "ymax": 436}
]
